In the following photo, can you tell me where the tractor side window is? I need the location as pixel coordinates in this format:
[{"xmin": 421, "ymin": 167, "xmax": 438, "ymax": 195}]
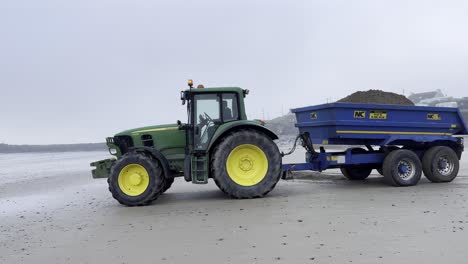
[
  {"xmin": 222, "ymin": 93, "xmax": 239, "ymax": 122},
  {"xmin": 194, "ymin": 94, "xmax": 220, "ymax": 150}
]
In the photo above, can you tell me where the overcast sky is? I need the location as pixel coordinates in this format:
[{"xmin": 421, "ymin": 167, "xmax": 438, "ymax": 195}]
[{"xmin": 1, "ymin": 0, "xmax": 468, "ymax": 144}]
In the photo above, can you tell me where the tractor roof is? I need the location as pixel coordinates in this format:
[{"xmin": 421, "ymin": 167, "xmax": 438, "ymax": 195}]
[{"xmin": 184, "ymin": 87, "xmax": 244, "ymax": 94}]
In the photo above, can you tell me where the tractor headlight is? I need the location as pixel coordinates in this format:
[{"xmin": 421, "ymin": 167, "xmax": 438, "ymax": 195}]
[{"xmin": 109, "ymin": 148, "xmax": 118, "ymax": 155}]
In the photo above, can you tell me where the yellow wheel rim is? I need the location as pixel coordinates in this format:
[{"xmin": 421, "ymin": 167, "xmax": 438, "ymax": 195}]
[
  {"xmin": 226, "ymin": 144, "xmax": 269, "ymax": 186},
  {"xmin": 118, "ymin": 164, "xmax": 150, "ymax": 196}
]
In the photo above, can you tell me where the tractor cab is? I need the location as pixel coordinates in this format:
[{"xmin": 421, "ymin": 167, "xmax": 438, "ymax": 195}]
[{"xmin": 179, "ymin": 80, "xmax": 250, "ymax": 183}]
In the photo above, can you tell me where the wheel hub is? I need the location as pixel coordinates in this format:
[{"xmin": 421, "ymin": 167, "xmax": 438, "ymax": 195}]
[
  {"xmin": 399, "ymin": 164, "xmax": 409, "ymax": 174},
  {"xmin": 397, "ymin": 160, "xmax": 415, "ymax": 180},
  {"xmin": 117, "ymin": 164, "xmax": 150, "ymax": 196},
  {"xmin": 226, "ymin": 144, "xmax": 269, "ymax": 187},
  {"xmin": 437, "ymin": 156, "xmax": 454, "ymax": 176},
  {"xmin": 129, "ymin": 173, "xmax": 143, "ymax": 186},
  {"xmin": 239, "ymin": 156, "xmax": 254, "ymax": 171}
]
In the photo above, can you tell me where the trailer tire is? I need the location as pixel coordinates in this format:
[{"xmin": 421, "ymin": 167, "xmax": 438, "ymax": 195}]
[
  {"xmin": 382, "ymin": 149, "xmax": 422, "ymax": 187},
  {"xmin": 378, "ymin": 146, "xmax": 400, "ymax": 175},
  {"xmin": 108, "ymin": 152, "xmax": 165, "ymax": 206},
  {"xmin": 341, "ymin": 166, "xmax": 372, "ymax": 180},
  {"xmin": 340, "ymin": 148, "xmax": 373, "ymax": 180},
  {"xmin": 422, "ymin": 146, "xmax": 459, "ymax": 183},
  {"xmin": 211, "ymin": 129, "xmax": 282, "ymax": 199}
]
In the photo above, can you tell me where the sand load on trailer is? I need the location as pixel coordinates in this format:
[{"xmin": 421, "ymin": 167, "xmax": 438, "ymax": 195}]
[
  {"xmin": 266, "ymin": 90, "xmax": 414, "ymax": 137},
  {"xmin": 338, "ymin": 90, "xmax": 414, "ymax": 106}
]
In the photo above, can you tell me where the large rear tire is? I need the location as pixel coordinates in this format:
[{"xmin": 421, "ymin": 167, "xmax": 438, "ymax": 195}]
[
  {"xmin": 422, "ymin": 146, "xmax": 459, "ymax": 183},
  {"xmin": 211, "ymin": 129, "xmax": 282, "ymax": 198},
  {"xmin": 382, "ymin": 149, "xmax": 422, "ymax": 186},
  {"xmin": 108, "ymin": 152, "xmax": 165, "ymax": 206}
]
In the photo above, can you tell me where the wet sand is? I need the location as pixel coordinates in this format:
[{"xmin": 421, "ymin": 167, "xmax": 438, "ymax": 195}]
[{"xmin": 1, "ymin": 150, "xmax": 468, "ymax": 264}]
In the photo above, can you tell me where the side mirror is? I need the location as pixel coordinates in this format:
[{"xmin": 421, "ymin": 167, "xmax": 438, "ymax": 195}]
[
  {"xmin": 177, "ymin": 120, "xmax": 189, "ymax": 130},
  {"xmin": 180, "ymin": 91, "xmax": 186, "ymax": 105}
]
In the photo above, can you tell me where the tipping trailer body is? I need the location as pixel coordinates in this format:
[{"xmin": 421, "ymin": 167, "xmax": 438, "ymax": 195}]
[{"xmin": 282, "ymin": 103, "xmax": 467, "ymax": 173}]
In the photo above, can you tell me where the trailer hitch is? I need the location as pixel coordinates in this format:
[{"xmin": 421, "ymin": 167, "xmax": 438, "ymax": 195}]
[
  {"xmin": 281, "ymin": 133, "xmax": 318, "ymax": 158},
  {"xmin": 281, "ymin": 133, "xmax": 319, "ymax": 180}
]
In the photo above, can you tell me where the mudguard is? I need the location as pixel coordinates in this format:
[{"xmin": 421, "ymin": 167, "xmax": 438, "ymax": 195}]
[
  {"xmin": 130, "ymin": 146, "xmax": 173, "ymax": 179},
  {"xmin": 207, "ymin": 120, "xmax": 279, "ymax": 152}
]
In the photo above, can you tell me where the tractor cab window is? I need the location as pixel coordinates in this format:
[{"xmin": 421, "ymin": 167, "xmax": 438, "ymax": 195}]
[
  {"xmin": 222, "ymin": 93, "xmax": 239, "ymax": 122},
  {"xmin": 194, "ymin": 94, "xmax": 220, "ymax": 150}
]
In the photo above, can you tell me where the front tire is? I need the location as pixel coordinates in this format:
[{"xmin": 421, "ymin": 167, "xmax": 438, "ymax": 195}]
[
  {"xmin": 422, "ymin": 146, "xmax": 459, "ymax": 183},
  {"xmin": 211, "ymin": 129, "xmax": 282, "ymax": 199},
  {"xmin": 108, "ymin": 152, "xmax": 165, "ymax": 206}
]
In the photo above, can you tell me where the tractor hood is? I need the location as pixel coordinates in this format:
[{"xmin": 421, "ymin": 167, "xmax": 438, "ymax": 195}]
[{"xmin": 115, "ymin": 124, "xmax": 179, "ymax": 137}]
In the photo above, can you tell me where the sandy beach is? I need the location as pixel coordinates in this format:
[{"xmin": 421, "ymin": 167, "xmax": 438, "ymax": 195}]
[{"xmin": 1, "ymin": 148, "xmax": 467, "ymax": 264}]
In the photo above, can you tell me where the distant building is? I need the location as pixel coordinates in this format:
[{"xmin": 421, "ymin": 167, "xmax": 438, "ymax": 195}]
[
  {"xmin": 408, "ymin": 90, "xmax": 444, "ymax": 103},
  {"xmin": 408, "ymin": 90, "xmax": 468, "ymax": 122}
]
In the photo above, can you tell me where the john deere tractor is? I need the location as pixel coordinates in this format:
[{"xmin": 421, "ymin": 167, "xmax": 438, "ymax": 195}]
[{"xmin": 91, "ymin": 80, "xmax": 282, "ymax": 206}]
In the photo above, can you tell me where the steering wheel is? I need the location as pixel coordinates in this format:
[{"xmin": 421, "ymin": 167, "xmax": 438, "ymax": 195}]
[
  {"xmin": 203, "ymin": 112, "xmax": 214, "ymax": 124},
  {"xmin": 199, "ymin": 112, "xmax": 214, "ymax": 145}
]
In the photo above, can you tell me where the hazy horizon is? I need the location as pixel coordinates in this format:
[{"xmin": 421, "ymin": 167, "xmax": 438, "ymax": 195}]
[{"xmin": 1, "ymin": 0, "xmax": 468, "ymax": 144}]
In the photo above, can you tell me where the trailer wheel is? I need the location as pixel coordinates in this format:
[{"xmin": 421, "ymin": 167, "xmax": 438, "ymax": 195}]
[
  {"xmin": 108, "ymin": 152, "xmax": 165, "ymax": 206},
  {"xmin": 422, "ymin": 146, "xmax": 459, "ymax": 183},
  {"xmin": 211, "ymin": 129, "xmax": 282, "ymax": 199},
  {"xmin": 340, "ymin": 166, "xmax": 372, "ymax": 180},
  {"xmin": 340, "ymin": 148, "xmax": 372, "ymax": 180},
  {"xmin": 382, "ymin": 149, "xmax": 422, "ymax": 186}
]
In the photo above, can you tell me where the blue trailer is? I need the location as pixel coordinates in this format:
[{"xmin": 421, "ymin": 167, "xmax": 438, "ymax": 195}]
[{"xmin": 282, "ymin": 103, "xmax": 467, "ymax": 186}]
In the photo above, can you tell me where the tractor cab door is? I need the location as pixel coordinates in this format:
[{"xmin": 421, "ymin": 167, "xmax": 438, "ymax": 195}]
[
  {"xmin": 193, "ymin": 93, "xmax": 221, "ymax": 151},
  {"xmin": 188, "ymin": 92, "xmax": 240, "ymax": 183},
  {"xmin": 188, "ymin": 93, "xmax": 221, "ymax": 183}
]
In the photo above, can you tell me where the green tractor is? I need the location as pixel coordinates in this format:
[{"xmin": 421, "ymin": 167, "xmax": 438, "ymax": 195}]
[{"xmin": 91, "ymin": 80, "xmax": 282, "ymax": 206}]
